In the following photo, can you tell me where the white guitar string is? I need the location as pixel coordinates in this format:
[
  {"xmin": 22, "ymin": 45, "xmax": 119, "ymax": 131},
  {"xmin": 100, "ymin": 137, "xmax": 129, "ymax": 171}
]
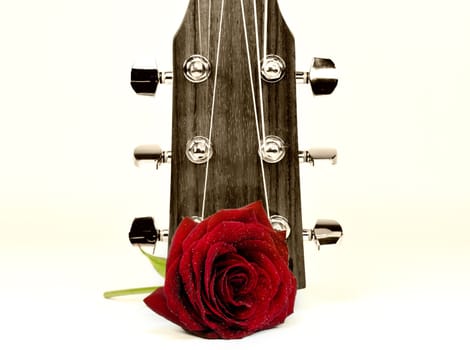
[
  {"xmin": 263, "ymin": 0, "xmax": 269, "ymax": 60},
  {"xmin": 208, "ymin": 0, "xmax": 212, "ymax": 58},
  {"xmin": 240, "ymin": 0, "xmax": 271, "ymax": 217},
  {"xmin": 253, "ymin": 0, "xmax": 267, "ymax": 143},
  {"xmin": 197, "ymin": 0, "xmax": 202, "ymax": 54},
  {"xmin": 201, "ymin": 0, "xmax": 225, "ymax": 220}
]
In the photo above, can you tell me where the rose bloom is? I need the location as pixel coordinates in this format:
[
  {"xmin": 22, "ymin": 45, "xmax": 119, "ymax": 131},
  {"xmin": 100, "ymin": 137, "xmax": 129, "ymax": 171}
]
[{"xmin": 144, "ymin": 201, "xmax": 297, "ymax": 339}]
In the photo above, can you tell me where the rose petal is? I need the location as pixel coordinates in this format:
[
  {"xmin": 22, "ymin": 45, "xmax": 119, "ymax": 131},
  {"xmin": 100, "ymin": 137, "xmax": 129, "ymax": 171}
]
[
  {"xmin": 144, "ymin": 288, "xmax": 181, "ymax": 326},
  {"xmin": 174, "ymin": 220, "xmax": 211, "ymax": 323},
  {"xmin": 163, "ymin": 259, "xmax": 207, "ymax": 332},
  {"xmin": 154, "ymin": 218, "xmax": 209, "ymax": 333},
  {"xmin": 167, "ymin": 217, "xmax": 198, "ymax": 262},
  {"xmin": 203, "ymin": 221, "xmax": 274, "ymax": 250},
  {"xmin": 210, "ymin": 254, "xmax": 258, "ymax": 326},
  {"xmin": 244, "ymin": 200, "xmax": 274, "ymax": 228},
  {"xmin": 205, "ymin": 201, "xmax": 271, "ymax": 232}
]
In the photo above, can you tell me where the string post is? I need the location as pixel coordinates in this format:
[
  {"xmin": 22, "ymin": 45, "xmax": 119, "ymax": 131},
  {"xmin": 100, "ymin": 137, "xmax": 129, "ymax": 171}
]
[{"xmin": 261, "ymin": 54, "xmax": 286, "ymax": 83}]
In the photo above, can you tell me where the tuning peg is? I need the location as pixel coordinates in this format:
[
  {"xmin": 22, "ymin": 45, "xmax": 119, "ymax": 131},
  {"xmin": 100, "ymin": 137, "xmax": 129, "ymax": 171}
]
[
  {"xmin": 304, "ymin": 219, "xmax": 343, "ymax": 249},
  {"xmin": 133, "ymin": 144, "xmax": 171, "ymax": 169},
  {"xmin": 131, "ymin": 66, "xmax": 159, "ymax": 95},
  {"xmin": 299, "ymin": 148, "xmax": 337, "ymax": 165},
  {"xmin": 129, "ymin": 217, "xmax": 168, "ymax": 246},
  {"xmin": 129, "ymin": 217, "xmax": 156, "ymax": 245},
  {"xmin": 130, "ymin": 65, "xmax": 173, "ymax": 95},
  {"xmin": 296, "ymin": 57, "xmax": 338, "ymax": 95}
]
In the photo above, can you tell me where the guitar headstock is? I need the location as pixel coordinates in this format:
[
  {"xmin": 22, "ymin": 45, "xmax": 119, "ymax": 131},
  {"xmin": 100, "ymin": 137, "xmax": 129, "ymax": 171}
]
[{"xmin": 129, "ymin": 0, "xmax": 342, "ymax": 289}]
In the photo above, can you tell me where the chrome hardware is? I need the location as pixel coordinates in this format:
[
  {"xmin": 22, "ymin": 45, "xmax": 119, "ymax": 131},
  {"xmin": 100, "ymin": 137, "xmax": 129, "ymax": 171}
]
[
  {"xmin": 133, "ymin": 144, "xmax": 171, "ymax": 169},
  {"xmin": 259, "ymin": 135, "xmax": 286, "ymax": 163},
  {"xmin": 186, "ymin": 136, "xmax": 213, "ymax": 164},
  {"xmin": 310, "ymin": 58, "xmax": 338, "ymax": 95},
  {"xmin": 129, "ymin": 217, "xmax": 169, "ymax": 245},
  {"xmin": 191, "ymin": 216, "xmax": 203, "ymax": 223},
  {"xmin": 183, "ymin": 55, "xmax": 211, "ymax": 83},
  {"xmin": 295, "ymin": 71, "xmax": 309, "ymax": 84},
  {"xmin": 261, "ymin": 54, "xmax": 286, "ymax": 83},
  {"xmin": 299, "ymin": 148, "xmax": 337, "ymax": 165},
  {"xmin": 270, "ymin": 215, "xmax": 292, "ymax": 239},
  {"xmin": 160, "ymin": 71, "xmax": 173, "ymax": 84},
  {"xmin": 296, "ymin": 57, "xmax": 338, "ymax": 95},
  {"xmin": 304, "ymin": 219, "xmax": 343, "ymax": 249},
  {"xmin": 130, "ymin": 65, "xmax": 173, "ymax": 95}
]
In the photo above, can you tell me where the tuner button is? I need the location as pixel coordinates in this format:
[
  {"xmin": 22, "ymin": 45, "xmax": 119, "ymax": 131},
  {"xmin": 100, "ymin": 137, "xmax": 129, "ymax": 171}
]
[
  {"xmin": 309, "ymin": 147, "xmax": 337, "ymax": 165},
  {"xmin": 129, "ymin": 217, "xmax": 157, "ymax": 245},
  {"xmin": 299, "ymin": 148, "xmax": 337, "ymax": 165},
  {"xmin": 304, "ymin": 219, "xmax": 343, "ymax": 248},
  {"xmin": 313, "ymin": 219, "xmax": 343, "ymax": 245},
  {"xmin": 130, "ymin": 67, "xmax": 159, "ymax": 95},
  {"xmin": 297, "ymin": 58, "xmax": 338, "ymax": 95},
  {"xmin": 134, "ymin": 144, "xmax": 171, "ymax": 168},
  {"xmin": 310, "ymin": 58, "xmax": 338, "ymax": 95},
  {"xmin": 134, "ymin": 144, "xmax": 162, "ymax": 161}
]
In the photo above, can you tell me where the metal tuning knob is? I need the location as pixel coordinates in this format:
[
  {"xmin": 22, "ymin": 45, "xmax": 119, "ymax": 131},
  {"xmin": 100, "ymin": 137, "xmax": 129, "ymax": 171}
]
[
  {"xmin": 131, "ymin": 66, "xmax": 159, "ymax": 95},
  {"xmin": 304, "ymin": 219, "xmax": 343, "ymax": 249},
  {"xmin": 129, "ymin": 217, "xmax": 155, "ymax": 245},
  {"xmin": 129, "ymin": 217, "xmax": 168, "ymax": 246},
  {"xmin": 299, "ymin": 148, "xmax": 337, "ymax": 165},
  {"xmin": 134, "ymin": 144, "xmax": 171, "ymax": 169},
  {"xmin": 130, "ymin": 65, "xmax": 173, "ymax": 95},
  {"xmin": 296, "ymin": 57, "xmax": 338, "ymax": 95}
]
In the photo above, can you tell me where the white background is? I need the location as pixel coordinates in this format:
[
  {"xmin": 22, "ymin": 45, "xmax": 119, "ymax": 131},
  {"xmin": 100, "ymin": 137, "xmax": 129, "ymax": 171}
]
[{"xmin": 1, "ymin": 0, "xmax": 469, "ymax": 348}]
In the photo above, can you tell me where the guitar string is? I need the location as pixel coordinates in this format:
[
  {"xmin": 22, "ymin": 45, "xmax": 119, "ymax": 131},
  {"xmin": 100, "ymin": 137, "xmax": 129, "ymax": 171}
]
[
  {"xmin": 254, "ymin": 0, "xmax": 272, "ymax": 217},
  {"xmin": 263, "ymin": 0, "xmax": 269, "ymax": 59},
  {"xmin": 252, "ymin": 0, "xmax": 271, "ymax": 217},
  {"xmin": 208, "ymin": 0, "xmax": 212, "ymax": 58},
  {"xmin": 197, "ymin": 0, "xmax": 202, "ymax": 54},
  {"xmin": 253, "ymin": 0, "xmax": 267, "ymax": 143},
  {"xmin": 201, "ymin": 0, "xmax": 225, "ymax": 220},
  {"xmin": 240, "ymin": 0, "xmax": 271, "ymax": 218}
]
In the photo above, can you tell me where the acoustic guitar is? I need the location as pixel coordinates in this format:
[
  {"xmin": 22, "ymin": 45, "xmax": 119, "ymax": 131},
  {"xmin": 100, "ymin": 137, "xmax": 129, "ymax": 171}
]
[{"xmin": 128, "ymin": 0, "xmax": 342, "ymax": 289}]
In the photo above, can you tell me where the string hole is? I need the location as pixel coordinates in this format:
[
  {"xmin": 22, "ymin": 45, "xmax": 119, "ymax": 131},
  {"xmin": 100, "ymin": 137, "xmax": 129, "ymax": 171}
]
[
  {"xmin": 186, "ymin": 136, "xmax": 213, "ymax": 164},
  {"xmin": 259, "ymin": 135, "xmax": 286, "ymax": 163},
  {"xmin": 271, "ymin": 215, "xmax": 291, "ymax": 239},
  {"xmin": 191, "ymin": 216, "xmax": 203, "ymax": 223},
  {"xmin": 261, "ymin": 54, "xmax": 286, "ymax": 83},
  {"xmin": 183, "ymin": 55, "xmax": 211, "ymax": 83}
]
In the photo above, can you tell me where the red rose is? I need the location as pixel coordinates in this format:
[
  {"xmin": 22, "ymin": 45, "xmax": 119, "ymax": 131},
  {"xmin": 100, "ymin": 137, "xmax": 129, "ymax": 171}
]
[{"xmin": 144, "ymin": 201, "xmax": 297, "ymax": 339}]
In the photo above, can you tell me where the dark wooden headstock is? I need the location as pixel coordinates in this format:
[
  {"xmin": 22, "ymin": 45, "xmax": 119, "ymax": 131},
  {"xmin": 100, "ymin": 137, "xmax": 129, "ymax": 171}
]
[
  {"xmin": 130, "ymin": 0, "xmax": 341, "ymax": 290},
  {"xmin": 169, "ymin": 0, "xmax": 304, "ymax": 287}
]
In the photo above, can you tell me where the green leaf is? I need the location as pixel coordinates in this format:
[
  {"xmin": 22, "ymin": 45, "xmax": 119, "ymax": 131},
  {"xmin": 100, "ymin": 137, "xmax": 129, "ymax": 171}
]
[
  {"xmin": 140, "ymin": 248, "xmax": 167, "ymax": 278},
  {"xmin": 103, "ymin": 286, "xmax": 161, "ymax": 299},
  {"xmin": 103, "ymin": 249, "xmax": 166, "ymax": 300}
]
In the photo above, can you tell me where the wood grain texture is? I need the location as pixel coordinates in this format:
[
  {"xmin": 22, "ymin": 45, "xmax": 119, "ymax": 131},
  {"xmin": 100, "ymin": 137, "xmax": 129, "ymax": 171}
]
[{"xmin": 169, "ymin": 0, "xmax": 305, "ymax": 288}]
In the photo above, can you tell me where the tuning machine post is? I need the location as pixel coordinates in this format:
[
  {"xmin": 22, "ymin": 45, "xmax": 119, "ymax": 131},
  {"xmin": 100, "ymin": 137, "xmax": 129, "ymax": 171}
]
[{"xmin": 297, "ymin": 57, "xmax": 338, "ymax": 95}]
